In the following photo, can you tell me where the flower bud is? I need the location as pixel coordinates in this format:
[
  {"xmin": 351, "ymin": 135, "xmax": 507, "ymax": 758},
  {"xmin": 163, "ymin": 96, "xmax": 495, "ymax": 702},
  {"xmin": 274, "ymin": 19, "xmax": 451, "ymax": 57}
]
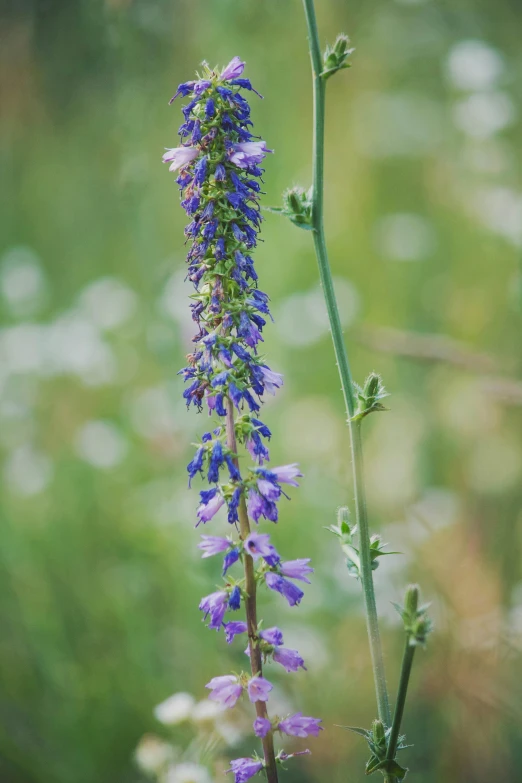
[{"xmin": 405, "ymin": 584, "xmax": 419, "ymax": 617}]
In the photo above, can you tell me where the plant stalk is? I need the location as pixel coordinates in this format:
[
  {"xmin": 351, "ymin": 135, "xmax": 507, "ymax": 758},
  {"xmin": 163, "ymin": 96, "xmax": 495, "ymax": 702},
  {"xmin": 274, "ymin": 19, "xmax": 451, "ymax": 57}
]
[
  {"xmin": 386, "ymin": 639, "xmax": 416, "ymax": 763},
  {"xmin": 301, "ymin": 0, "xmax": 391, "ymax": 728},
  {"xmin": 225, "ymin": 398, "xmax": 279, "ymax": 783}
]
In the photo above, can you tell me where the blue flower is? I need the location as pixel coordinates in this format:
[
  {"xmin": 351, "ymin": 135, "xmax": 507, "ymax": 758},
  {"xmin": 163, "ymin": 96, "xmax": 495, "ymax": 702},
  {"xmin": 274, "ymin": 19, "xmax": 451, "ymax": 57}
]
[
  {"xmin": 228, "ymin": 585, "xmax": 241, "ymax": 610},
  {"xmin": 223, "ymin": 548, "xmax": 240, "ymax": 575}
]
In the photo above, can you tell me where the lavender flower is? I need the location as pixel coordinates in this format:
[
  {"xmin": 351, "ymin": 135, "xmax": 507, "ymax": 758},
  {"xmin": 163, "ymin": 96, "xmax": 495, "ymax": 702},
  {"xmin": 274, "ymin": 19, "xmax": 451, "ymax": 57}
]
[
  {"xmin": 199, "ymin": 590, "xmax": 228, "ymax": 630},
  {"xmin": 273, "ymin": 646, "xmax": 307, "ymax": 673},
  {"xmin": 247, "ymin": 676, "xmax": 273, "ymax": 703},
  {"xmin": 223, "ymin": 548, "xmax": 240, "ymax": 575},
  {"xmin": 278, "ymin": 713, "xmax": 323, "ymax": 738},
  {"xmin": 198, "ymin": 535, "xmax": 230, "ymax": 558},
  {"xmin": 221, "ymin": 56, "xmax": 246, "ymax": 81},
  {"xmin": 205, "ymin": 675, "xmax": 243, "ymax": 708},
  {"xmin": 265, "ymin": 573, "xmax": 304, "ymax": 606},
  {"xmin": 227, "ymin": 757, "xmax": 264, "ymax": 783},
  {"xmin": 253, "ymin": 717, "xmax": 271, "ymax": 738},
  {"xmin": 224, "ymin": 621, "xmax": 248, "ymax": 644},
  {"xmin": 279, "ymin": 558, "xmax": 314, "ymax": 583},
  {"xmin": 259, "ymin": 627, "xmax": 284, "ymax": 646},
  {"xmin": 162, "ymin": 146, "xmax": 199, "ymax": 171},
  {"xmin": 244, "ymin": 532, "xmax": 280, "ymax": 564},
  {"xmin": 229, "ymin": 141, "xmax": 273, "ymax": 168},
  {"xmin": 197, "ymin": 490, "xmax": 225, "ymax": 525}
]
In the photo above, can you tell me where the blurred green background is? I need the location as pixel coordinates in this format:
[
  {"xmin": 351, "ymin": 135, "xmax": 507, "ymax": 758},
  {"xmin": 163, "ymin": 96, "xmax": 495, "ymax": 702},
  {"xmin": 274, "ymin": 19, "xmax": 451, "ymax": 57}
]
[{"xmin": 1, "ymin": 0, "xmax": 522, "ymax": 781}]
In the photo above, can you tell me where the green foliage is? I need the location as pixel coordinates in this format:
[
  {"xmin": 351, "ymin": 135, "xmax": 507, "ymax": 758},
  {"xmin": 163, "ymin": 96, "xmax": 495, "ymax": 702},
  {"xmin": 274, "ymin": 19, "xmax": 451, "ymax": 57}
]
[
  {"xmin": 321, "ymin": 34, "xmax": 355, "ymax": 80},
  {"xmin": 267, "ymin": 186, "xmax": 314, "ymax": 230}
]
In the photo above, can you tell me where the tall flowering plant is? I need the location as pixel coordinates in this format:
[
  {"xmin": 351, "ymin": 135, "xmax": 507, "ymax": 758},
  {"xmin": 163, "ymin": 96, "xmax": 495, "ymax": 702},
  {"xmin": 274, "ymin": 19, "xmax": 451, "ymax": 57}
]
[{"xmin": 164, "ymin": 57, "xmax": 321, "ymax": 783}]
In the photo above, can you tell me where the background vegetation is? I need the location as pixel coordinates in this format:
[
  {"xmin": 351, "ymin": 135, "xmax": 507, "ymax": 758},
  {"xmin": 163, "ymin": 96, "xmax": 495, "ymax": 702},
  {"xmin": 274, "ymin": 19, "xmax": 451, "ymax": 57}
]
[{"xmin": 1, "ymin": 0, "xmax": 522, "ymax": 781}]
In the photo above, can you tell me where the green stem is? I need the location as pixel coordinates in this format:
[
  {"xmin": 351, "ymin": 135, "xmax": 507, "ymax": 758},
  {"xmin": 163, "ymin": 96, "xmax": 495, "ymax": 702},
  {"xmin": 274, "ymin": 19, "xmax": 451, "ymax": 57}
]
[
  {"xmin": 386, "ymin": 639, "xmax": 416, "ymax": 763},
  {"xmin": 301, "ymin": 0, "xmax": 391, "ymax": 728}
]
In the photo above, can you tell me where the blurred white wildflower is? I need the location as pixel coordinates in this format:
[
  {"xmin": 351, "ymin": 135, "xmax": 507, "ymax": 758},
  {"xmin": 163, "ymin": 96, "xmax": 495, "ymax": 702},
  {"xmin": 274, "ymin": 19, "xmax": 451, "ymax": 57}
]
[
  {"xmin": 4, "ymin": 444, "xmax": 53, "ymax": 496},
  {"xmin": 135, "ymin": 734, "xmax": 175, "ymax": 774},
  {"xmin": 374, "ymin": 213, "xmax": 436, "ymax": 261},
  {"xmin": 191, "ymin": 699, "xmax": 225, "ymax": 724},
  {"xmin": 46, "ymin": 312, "xmax": 116, "ymax": 385},
  {"xmin": 0, "ymin": 246, "xmax": 47, "ymax": 317},
  {"xmin": 166, "ymin": 763, "xmax": 212, "ymax": 783},
  {"xmin": 74, "ymin": 420, "xmax": 128, "ymax": 469},
  {"xmin": 154, "ymin": 692, "xmax": 196, "ymax": 725},
  {"xmin": 446, "ymin": 40, "xmax": 504, "ymax": 92},
  {"xmin": 471, "ymin": 187, "xmax": 522, "ymax": 247},
  {"xmin": 77, "ymin": 277, "xmax": 138, "ymax": 331},
  {"xmin": 452, "ymin": 92, "xmax": 515, "ymax": 139}
]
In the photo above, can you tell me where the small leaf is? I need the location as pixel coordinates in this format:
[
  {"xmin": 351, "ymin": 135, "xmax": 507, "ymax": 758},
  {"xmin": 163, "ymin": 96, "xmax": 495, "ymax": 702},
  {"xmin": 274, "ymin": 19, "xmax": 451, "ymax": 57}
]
[{"xmin": 336, "ymin": 725, "xmax": 372, "ymax": 740}]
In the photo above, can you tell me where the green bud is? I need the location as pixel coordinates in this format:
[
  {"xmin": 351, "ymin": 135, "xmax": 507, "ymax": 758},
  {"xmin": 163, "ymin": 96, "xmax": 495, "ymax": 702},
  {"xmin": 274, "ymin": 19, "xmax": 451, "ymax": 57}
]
[
  {"xmin": 372, "ymin": 719, "xmax": 386, "ymax": 746},
  {"xmin": 405, "ymin": 584, "xmax": 419, "ymax": 616},
  {"xmin": 337, "ymin": 506, "xmax": 351, "ymax": 532},
  {"xmin": 322, "ymin": 33, "xmax": 355, "ymax": 79},
  {"xmin": 363, "ymin": 371, "xmax": 380, "ymax": 399}
]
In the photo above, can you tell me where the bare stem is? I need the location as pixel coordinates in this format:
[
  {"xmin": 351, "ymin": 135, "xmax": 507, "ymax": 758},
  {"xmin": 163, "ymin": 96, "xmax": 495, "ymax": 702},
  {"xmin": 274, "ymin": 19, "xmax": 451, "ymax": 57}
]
[
  {"xmin": 301, "ymin": 0, "xmax": 391, "ymax": 727},
  {"xmin": 225, "ymin": 398, "xmax": 278, "ymax": 783}
]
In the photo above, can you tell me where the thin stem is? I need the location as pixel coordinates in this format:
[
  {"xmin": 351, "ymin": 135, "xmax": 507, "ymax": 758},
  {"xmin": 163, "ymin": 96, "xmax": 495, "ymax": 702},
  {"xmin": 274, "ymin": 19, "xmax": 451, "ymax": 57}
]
[
  {"xmin": 225, "ymin": 399, "xmax": 279, "ymax": 783},
  {"xmin": 386, "ymin": 640, "xmax": 416, "ymax": 763},
  {"xmin": 301, "ymin": 0, "xmax": 391, "ymax": 727}
]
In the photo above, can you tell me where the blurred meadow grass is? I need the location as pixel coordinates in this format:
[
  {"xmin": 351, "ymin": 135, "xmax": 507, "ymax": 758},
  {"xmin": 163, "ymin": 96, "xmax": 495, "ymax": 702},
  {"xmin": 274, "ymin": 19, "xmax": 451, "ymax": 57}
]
[{"xmin": 1, "ymin": 0, "xmax": 522, "ymax": 781}]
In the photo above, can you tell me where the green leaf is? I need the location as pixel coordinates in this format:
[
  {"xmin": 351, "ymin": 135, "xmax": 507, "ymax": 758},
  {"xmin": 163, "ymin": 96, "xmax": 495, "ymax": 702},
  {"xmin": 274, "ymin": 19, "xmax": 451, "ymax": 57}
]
[{"xmin": 336, "ymin": 725, "xmax": 372, "ymax": 740}]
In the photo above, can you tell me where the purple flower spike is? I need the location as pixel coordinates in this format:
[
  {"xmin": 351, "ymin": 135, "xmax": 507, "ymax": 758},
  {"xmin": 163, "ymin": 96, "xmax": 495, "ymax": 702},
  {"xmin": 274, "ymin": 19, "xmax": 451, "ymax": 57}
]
[
  {"xmin": 221, "ymin": 56, "xmax": 246, "ymax": 81},
  {"xmin": 253, "ymin": 717, "xmax": 271, "ymax": 738},
  {"xmin": 271, "ymin": 463, "xmax": 303, "ymax": 486},
  {"xmin": 224, "ymin": 621, "xmax": 248, "ymax": 644},
  {"xmin": 278, "ymin": 713, "xmax": 323, "ymax": 738},
  {"xmin": 229, "ymin": 141, "xmax": 273, "ymax": 169},
  {"xmin": 199, "ymin": 590, "xmax": 228, "ymax": 630},
  {"xmin": 227, "ymin": 757, "xmax": 264, "ymax": 783},
  {"xmin": 279, "ymin": 558, "xmax": 314, "ymax": 584},
  {"xmin": 273, "ymin": 646, "xmax": 307, "ymax": 673},
  {"xmin": 162, "ymin": 146, "xmax": 199, "ymax": 172},
  {"xmin": 259, "ymin": 626, "xmax": 284, "ymax": 646},
  {"xmin": 198, "ymin": 535, "xmax": 230, "ymax": 558},
  {"xmin": 265, "ymin": 573, "xmax": 304, "ymax": 606},
  {"xmin": 205, "ymin": 674, "xmax": 243, "ymax": 708},
  {"xmin": 244, "ymin": 532, "xmax": 280, "ymax": 564},
  {"xmin": 247, "ymin": 675, "xmax": 273, "ymax": 703}
]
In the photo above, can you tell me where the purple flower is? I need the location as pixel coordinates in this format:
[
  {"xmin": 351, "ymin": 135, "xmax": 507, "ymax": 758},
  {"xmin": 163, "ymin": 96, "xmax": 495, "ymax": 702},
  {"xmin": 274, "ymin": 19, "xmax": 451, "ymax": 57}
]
[
  {"xmin": 205, "ymin": 674, "xmax": 243, "ymax": 708},
  {"xmin": 227, "ymin": 757, "xmax": 264, "ymax": 783},
  {"xmin": 229, "ymin": 141, "xmax": 272, "ymax": 168},
  {"xmin": 198, "ymin": 535, "xmax": 230, "ymax": 558},
  {"xmin": 247, "ymin": 489, "xmax": 278, "ymax": 523},
  {"xmin": 247, "ymin": 675, "xmax": 273, "ymax": 703},
  {"xmin": 265, "ymin": 573, "xmax": 304, "ymax": 606},
  {"xmin": 208, "ymin": 440, "xmax": 224, "ymax": 483},
  {"xmin": 257, "ymin": 478, "xmax": 281, "ymax": 502},
  {"xmin": 270, "ymin": 463, "xmax": 303, "ymax": 486},
  {"xmin": 187, "ymin": 446, "xmax": 205, "ymax": 485},
  {"xmin": 259, "ymin": 366, "xmax": 283, "ymax": 395},
  {"xmin": 278, "ymin": 713, "xmax": 323, "ymax": 738},
  {"xmin": 279, "ymin": 558, "xmax": 314, "ymax": 584},
  {"xmin": 197, "ymin": 489, "xmax": 225, "ymax": 524},
  {"xmin": 259, "ymin": 626, "xmax": 284, "ymax": 646},
  {"xmin": 223, "ymin": 548, "xmax": 240, "ymax": 575},
  {"xmin": 162, "ymin": 146, "xmax": 199, "ymax": 172},
  {"xmin": 253, "ymin": 717, "xmax": 271, "ymax": 738},
  {"xmin": 199, "ymin": 590, "xmax": 228, "ymax": 629},
  {"xmin": 221, "ymin": 56, "xmax": 246, "ymax": 81},
  {"xmin": 228, "ymin": 585, "xmax": 241, "ymax": 610},
  {"xmin": 273, "ymin": 646, "xmax": 307, "ymax": 672},
  {"xmin": 224, "ymin": 621, "xmax": 248, "ymax": 644},
  {"xmin": 244, "ymin": 532, "xmax": 280, "ymax": 564}
]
